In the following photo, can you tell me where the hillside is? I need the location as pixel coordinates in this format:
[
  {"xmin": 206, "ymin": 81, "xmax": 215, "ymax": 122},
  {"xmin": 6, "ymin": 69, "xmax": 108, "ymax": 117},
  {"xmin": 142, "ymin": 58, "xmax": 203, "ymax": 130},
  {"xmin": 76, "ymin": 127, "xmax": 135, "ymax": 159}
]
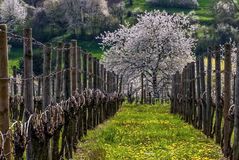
[
  {"xmin": 7, "ymin": 0, "xmax": 216, "ymax": 73},
  {"xmin": 126, "ymin": 0, "xmax": 214, "ymax": 24}
]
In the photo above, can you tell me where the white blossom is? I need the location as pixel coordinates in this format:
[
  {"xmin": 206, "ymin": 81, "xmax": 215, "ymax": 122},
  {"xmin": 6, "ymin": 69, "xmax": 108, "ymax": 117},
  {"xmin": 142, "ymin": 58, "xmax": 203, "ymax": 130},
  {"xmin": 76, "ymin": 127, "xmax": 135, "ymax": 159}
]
[
  {"xmin": 215, "ymin": 0, "xmax": 236, "ymax": 17},
  {"xmin": 0, "ymin": 0, "xmax": 27, "ymax": 26},
  {"xmin": 99, "ymin": 10, "xmax": 196, "ymax": 97}
]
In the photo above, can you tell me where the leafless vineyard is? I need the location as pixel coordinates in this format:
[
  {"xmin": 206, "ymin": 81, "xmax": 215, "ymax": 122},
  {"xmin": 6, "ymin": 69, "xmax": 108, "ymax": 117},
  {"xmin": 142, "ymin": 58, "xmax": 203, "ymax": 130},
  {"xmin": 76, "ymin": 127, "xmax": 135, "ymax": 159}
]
[
  {"xmin": 0, "ymin": 24, "xmax": 124, "ymax": 160},
  {"xmin": 171, "ymin": 44, "xmax": 239, "ymax": 159}
]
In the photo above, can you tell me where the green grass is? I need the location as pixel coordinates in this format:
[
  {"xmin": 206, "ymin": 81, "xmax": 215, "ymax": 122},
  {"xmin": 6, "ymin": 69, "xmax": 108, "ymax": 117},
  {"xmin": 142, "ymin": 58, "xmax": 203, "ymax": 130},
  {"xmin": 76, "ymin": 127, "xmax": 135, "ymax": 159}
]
[
  {"xmin": 195, "ymin": 0, "xmax": 214, "ymax": 24},
  {"xmin": 75, "ymin": 103, "xmax": 222, "ymax": 160},
  {"xmin": 79, "ymin": 40, "xmax": 103, "ymax": 59},
  {"xmin": 51, "ymin": 33, "xmax": 103, "ymax": 59},
  {"xmin": 126, "ymin": 0, "xmax": 214, "ymax": 24},
  {"xmin": 8, "ymin": 48, "xmax": 22, "ymax": 75}
]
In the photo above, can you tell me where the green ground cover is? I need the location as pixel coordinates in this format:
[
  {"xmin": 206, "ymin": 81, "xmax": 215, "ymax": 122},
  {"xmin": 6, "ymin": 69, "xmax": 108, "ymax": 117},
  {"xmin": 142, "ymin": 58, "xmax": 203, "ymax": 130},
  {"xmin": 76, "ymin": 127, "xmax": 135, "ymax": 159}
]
[
  {"xmin": 75, "ymin": 103, "xmax": 222, "ymax": 160},
  {"xmin": 126, "ymin": 0, "xmax": 214, "ymax": 24}
]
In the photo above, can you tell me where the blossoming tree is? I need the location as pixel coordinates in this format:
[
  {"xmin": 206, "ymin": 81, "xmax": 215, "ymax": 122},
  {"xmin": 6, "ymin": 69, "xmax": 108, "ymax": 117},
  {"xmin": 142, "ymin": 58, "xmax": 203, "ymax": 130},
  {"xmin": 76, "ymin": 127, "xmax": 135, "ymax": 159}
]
[
  {"xmin": 0, "ymin": 0, "xmax": 27, "ymax": 27},
  {"xmin": 99, "ymin": 11, "xmax": 196, "ymax": 98}
]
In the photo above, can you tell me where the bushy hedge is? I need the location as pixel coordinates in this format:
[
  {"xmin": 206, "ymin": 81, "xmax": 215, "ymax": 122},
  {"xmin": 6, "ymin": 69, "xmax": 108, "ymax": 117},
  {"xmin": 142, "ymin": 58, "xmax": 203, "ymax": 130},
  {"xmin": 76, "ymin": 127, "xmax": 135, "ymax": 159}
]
[{"xmin": 146, "ymin": 0, "xmax": 199, "ymax": 9}]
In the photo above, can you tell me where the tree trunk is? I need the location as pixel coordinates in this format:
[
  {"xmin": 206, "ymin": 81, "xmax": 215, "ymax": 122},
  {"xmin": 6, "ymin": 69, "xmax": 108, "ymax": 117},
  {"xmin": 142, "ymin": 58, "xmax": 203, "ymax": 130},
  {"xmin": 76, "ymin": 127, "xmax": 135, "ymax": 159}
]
[
  {"xmin": 152, "ymin": 70, "xmax": 158, "ymax": 100},
  {"xmin": 141, "ymin": 72, "xmax": 144, "ymax": 104}
]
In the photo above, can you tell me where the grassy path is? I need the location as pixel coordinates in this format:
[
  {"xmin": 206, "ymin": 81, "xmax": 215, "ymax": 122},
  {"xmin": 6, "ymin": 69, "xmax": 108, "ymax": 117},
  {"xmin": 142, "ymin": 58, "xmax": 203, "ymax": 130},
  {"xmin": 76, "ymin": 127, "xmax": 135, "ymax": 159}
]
[{"xmin": 75, "ymin": 104, "xmax": 222, "ymax": 160}]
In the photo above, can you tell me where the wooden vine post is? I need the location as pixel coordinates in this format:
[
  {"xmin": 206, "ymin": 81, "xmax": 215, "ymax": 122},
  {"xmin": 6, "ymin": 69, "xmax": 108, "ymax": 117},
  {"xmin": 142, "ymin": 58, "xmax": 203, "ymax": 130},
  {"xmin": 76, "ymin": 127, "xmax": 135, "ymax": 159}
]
[
  {"xmin": 23, "ymin": 28, "xmax": 34, "ymax": 120},
  {"xmin": 200, "ymin": 55, "xmax": 206, "ymax": 134},
  {"xmin": 42, "ymin": 43, "xmax": 52, "ymax": 159},
  {"xmin": 215, "ymin": 45, "xmax": 222, "ymax": 144},
  {"xmin": 88, "ymin": 54, "xmax": 93, "ymax": 89},
  {"xmin": 100, "ymin": 64, "xmax": 104, "ymax": 91},
  {"xmin": 77, "ymin": 48, "xmax": 82, "ymax": 91},
  {"xmin": 185, "ymin": 64, "xmax": 189, "ymax": 122},
  {"xmin": 87, "ymin": 54, "xmax": 93, "ymax": 129},
  {"xmin": 95, "ymin": 58, "xmax": 100, "ymax": 125},
  {"xmin": 100, "ymin": 64, "xmax": 105, "ymax": 122},
  {"xmin": 196, "ymin": 56, "xmax": 202, "ymax": 129},
  {"xmin": 52, "ymin": 42, "xmax": 63, "ymax": 160},
  {"xmin": 12, "ymin": 66, "xmax": 18, "ymax": 120},
  {"xmin": 82, "ymin": 52, "xmax": 88, "ymax": 136},
  {"xmin": 172, "ymin": 74, "xmax": 176, "ymax": 113},
  {"xmin": 71, "ymin": 40, "xmax": 77, "ymax": 92},
  {"xmin": 223, "ymin": 44, "xmax": 233, "ymax": 158},
  {"xmin": 70, "ymin": 40, "xmax": 78, "ymax": 150},
  {"xmin": 191, "ymin": 62, "xmax": 196, "ymax": 127},
  {"xmin": 63, "ymin": 43, "xmax": 73, "ymax": 159},
  {"xmin": 92, "ymin": 57, "xmax": 97, "ymax": 128},
  {"xmin": 103, "ymin": 68, "xmax": 107, "ymax": 120},
  {"xmin": 23, "ymin": 28, "xmax": 34, "ymax": 160},
  {"xmin": 0, "ymin": 24, "xmax": 11, "ymax": 160},
  {"xmin": 103, "ymin": 68, "xmax": 107, "ymax": 92},
  {"xmin": 43, "ymin": 43, "xmax": 52, "ymax": 109},
  {"xmin": 182, "ymin": 66, "xmax": 186, "ymax": 119},
  {"xmin": 233, "ymin": 44, "xmax": 239, "ymax": 160},
  {"xmin": 178, "ymin": 72, "xmax": 182, "ymax": 115},
  {"xmin": 206, "ymin": 50, "xmax": 212, "ymax": 136},
  {"xmin": 77, "ymin": 48, "xmax": 83, "ymax": 140},
  {"xmin": 176, "ymin": 71, "xmax": 181, "ymax": 114}
]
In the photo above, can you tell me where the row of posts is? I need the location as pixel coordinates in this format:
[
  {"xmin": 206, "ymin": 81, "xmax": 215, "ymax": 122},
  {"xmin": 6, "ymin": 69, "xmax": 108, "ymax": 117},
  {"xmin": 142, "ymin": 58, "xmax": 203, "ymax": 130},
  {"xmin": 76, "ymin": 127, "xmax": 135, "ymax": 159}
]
[
  {"xmin": 171, "ymin": 44, "xmax": 239, "ymax": 159},
  {"xmin": 0, "ymin": 25, "xmax": 122, "ymax": 160}
]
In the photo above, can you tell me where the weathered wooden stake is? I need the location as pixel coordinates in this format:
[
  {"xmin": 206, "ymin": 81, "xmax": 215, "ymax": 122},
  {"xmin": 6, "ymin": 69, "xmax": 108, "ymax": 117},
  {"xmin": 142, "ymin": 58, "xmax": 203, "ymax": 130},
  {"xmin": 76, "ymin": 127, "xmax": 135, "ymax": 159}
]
[
  {"xmin": 71, "ymin": 40, "xmax": 77, "ymax": 93},
  {"xmin": 83, "ymin": 52, "xmax": 88, "ymax": 90},
  {"xmin": 77, "ymin": 48, "xmax": 83, "ymax": 140},
  {"xmin": 70, "ymin": 40, "xmax": 79, "ymax": 151},
  {"xmin": 215, "ymin": 45, "xmax": 222, "ymax": 144},
  {"xmin": 0, "ymin": 24, "xmax": 11, "ymax": 160},
  {"xmin": 233, "ymin": 44, "xmax": 239, "ymax": 160},
  {"xmin": 191, "ymin": 62, "xmax": 196, "ymax": 127},
  {"xmin": 223, "ymin": 44, "xmax": 233, "ymax": 158},
  {"xmin": 43, "ymin": 43, "xmax": 52, "ymax": 109},
  {"xmin": 12, "ymin": 66, "xmax": 19, "ymax": 120},
  {"xmin": 206, "ymin": 50, "xmax": 212, "ymax": 136},
  {"xmin": 200, "ymin": 56, "xmax": 206, "ymax": 133},
  {"xmin": 52, "ymin": 42, "xmax": 63, "ymax": 160},
  {"xmin": 87, "ymin": 55, "xmax": 93, "ymax": 129},
  {"xmin": 42, "ymin": 43, "xmax": 52, "ymax": 159},
  {"xmin": 77, "ymin": 48, "xmax": 82, "ymax": 91},
  {"xmin": 196, "ymin": 56, "xmax": 202, "ymax": 129},
  {"xmin": 23, "ymin": 28, "xmax": 34, "ymax": 160},
  {"xmin": 82, "ymin": 52, "xmax": 88, "ymax": 136},
  {"xmin": 63, "ymin": 43, "xmax": 73, "ymax": 159}
]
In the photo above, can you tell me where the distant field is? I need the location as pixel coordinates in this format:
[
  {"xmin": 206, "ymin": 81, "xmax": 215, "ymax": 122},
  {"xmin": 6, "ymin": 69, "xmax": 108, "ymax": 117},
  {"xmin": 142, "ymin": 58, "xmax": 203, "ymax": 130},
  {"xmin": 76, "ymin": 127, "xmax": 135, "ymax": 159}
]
[{"xmin": 127, "ymin": 0, "xmax": 214, "ymax": 24}]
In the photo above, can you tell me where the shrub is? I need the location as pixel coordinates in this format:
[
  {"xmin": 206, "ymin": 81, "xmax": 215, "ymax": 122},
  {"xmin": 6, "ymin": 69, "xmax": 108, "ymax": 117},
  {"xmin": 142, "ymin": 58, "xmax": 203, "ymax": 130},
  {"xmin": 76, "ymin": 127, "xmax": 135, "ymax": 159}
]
[{"xmin": 146, "ymin": 0, "xmax": 199, "ymax": 9}]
